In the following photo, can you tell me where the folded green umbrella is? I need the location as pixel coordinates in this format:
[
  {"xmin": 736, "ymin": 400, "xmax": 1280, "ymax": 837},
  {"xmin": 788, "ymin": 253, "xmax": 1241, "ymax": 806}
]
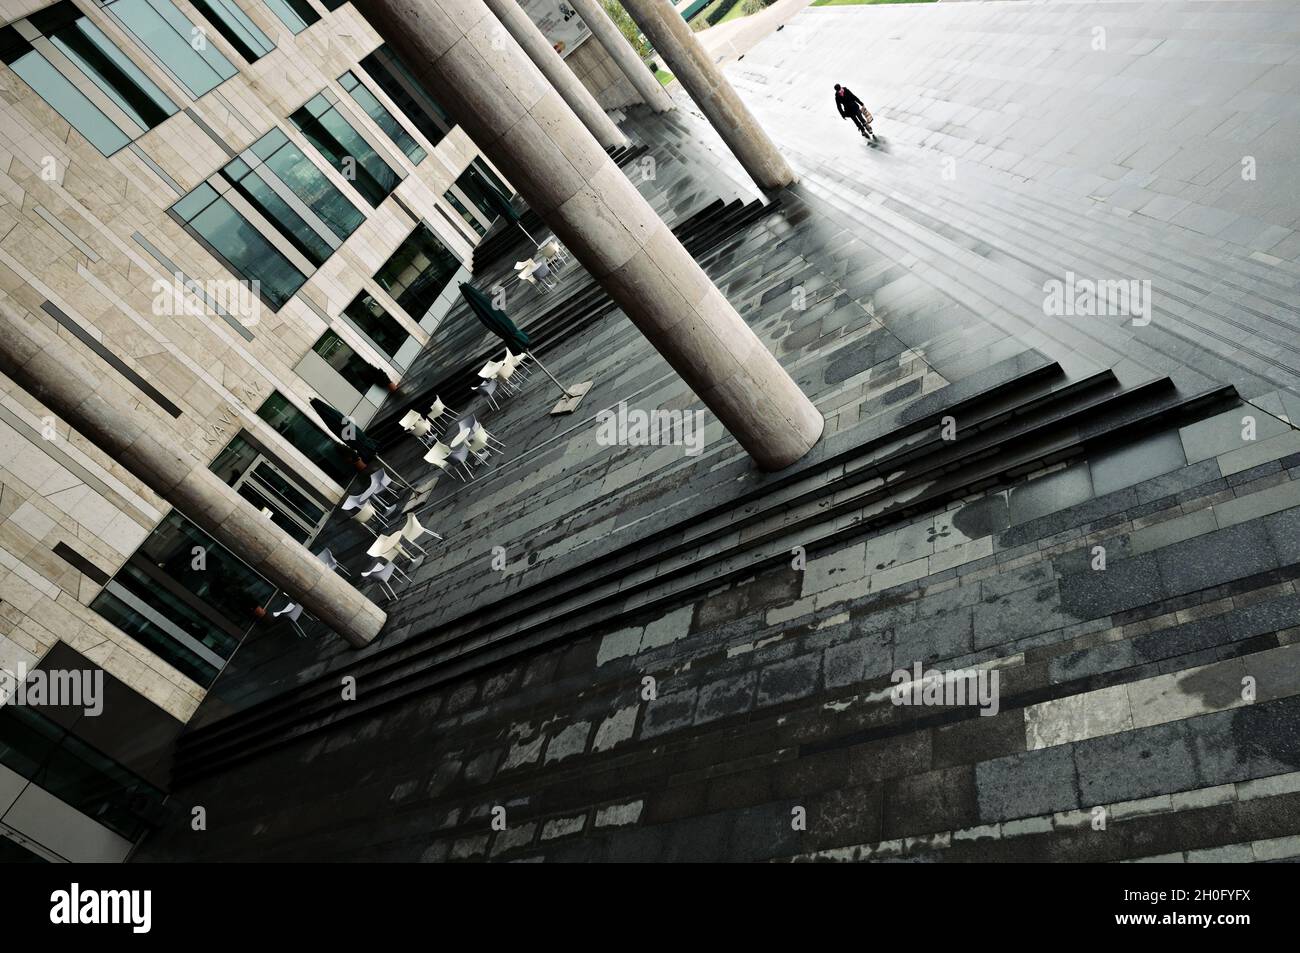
[
  {"xmin": 309, "ymin": 397, "xmax": 380, "ymax": 461},
  {"xmin": 459, "ymin": 282, "xmax": 530, "ymax": 351},
  {"xmin": 458, "ymin": 283, "xmax": 581, "ymax": 399},
  {"xmin": 310, "ymin": 397, "xmax": 416, "ymax": 489},
  {"xmin": 482, "ymin": 182, "xmax": 539, "ymax": 246},
  {"xmin": 481, "ymin": 180, "xmax": 520, "ymax": 223}
]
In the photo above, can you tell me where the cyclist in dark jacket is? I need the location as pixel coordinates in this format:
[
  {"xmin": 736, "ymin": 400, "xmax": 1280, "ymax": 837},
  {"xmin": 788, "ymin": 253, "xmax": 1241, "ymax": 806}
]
[{"xmin": 835, "ymin": 84, "xmax": 875, "ymax": 140}]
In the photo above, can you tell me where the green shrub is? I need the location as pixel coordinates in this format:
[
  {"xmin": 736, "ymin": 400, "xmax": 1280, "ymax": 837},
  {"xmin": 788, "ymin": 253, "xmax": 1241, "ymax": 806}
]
[
  {"xmin": 600, "ymin": 1, "xmax": 652, "ymax": 59},
  {"xmin": 705, "ymin": 0, "xmax": 742, "ymax": 25}
]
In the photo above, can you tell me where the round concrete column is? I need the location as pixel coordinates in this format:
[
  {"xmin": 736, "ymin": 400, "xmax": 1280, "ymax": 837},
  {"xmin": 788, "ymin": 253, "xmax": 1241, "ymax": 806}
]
[
  {"xmin": 482, "ymin": 0, "xmax": 628, "ymax": 150},
  {"xmin": 618, "ymin": 0, "xmax": 794, "ymax": 190},
  {"xmin": 567, "ymin": 0, "xmax": 673, "ymax": 113},
  {"xmin": 359, "ymin": 0, "xmax": 823, "ymax": 470},
  {"xmin": 0, "ymin": 302, "xmax": 386, "ymax": 648}
]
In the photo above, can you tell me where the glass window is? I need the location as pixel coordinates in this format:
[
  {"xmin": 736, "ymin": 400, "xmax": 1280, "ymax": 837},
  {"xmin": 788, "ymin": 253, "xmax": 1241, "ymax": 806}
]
[
  {"xmin": 29, "ymin": 1, "xmax": 177, "ymax": 130},
  {"xmin": 217, "ymin": 129, "xmax": 363, "ymax": 267},
  {"xmin": 0, "ymin": 30, "xmax": 129, "ymax": 155},
  {"xmin": 360, "ymin": 45, "xmax": 450, "ymax": 148},
  {"xmin": 470, "ymin": 156, "xmax": 510, "ymax": 197},
  {"xmin": 263, "ymin": 0, "xmax": 319, "ymax": 33},
  {"xmin": 103, "ymin": 0, "xmax": 237, "ymax": 98},
  {"xmin": 220, "ymin": 156, "xmax": 333, "ymax": 265},
  {"xmin": 342, "ymin": 290, "xmax": 409, "ymax": 359},
  {"xmin": 0, "ymin": 705, "xmax": 165, "ymax": 841},
  {"xmin": 374, "ymin": 222, "xmax": 460, "ymax": 322},
  {"xmin": 90, "ymin": 510, "xmax": 275, "ymax": 686},
  {"xmin": 189, "ymin": 0, "xmax": 274, "ymax": 62},
  {"xmin": 313, "ymin": 330, "xmax": 385, "ymax": 389},
  {"xmin": 338, "ymin": 70, "xmax": 425, "ymax": 164},
  {"xmin": 256, "ymin": 390, "xmax": 356, "ymax": 483},
  {"xmin": 444, "ymin": 189, "xmax": 485, "ymax": 237},
  {"xmin": 457, "ymin": 160, "xmax": 512, "ymax": 223},
  {"xmin": 171, "ymin": 182, "xmax": 308, "ymax": 311},
  {"xmin": 253, "ymin": 129, "xmax": 365, "ymax": 239},
  {"xmin": 289, "ymin": 92, "xmax": 401, "ymax": 208}
]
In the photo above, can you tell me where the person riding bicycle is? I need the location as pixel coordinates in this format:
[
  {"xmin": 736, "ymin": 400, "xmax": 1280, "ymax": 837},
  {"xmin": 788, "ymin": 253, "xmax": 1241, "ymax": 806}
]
[{"xmin": 835, "ymin": 83, "xmax": 875, "ymax": 140}]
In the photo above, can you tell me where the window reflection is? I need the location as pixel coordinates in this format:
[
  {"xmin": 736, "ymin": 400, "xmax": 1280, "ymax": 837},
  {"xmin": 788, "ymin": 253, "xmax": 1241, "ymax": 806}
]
[
  {"xmin": 256, "ymin": 390, "xmax": 356, "ymax": 483},
  {"xmin": 290, "ymin": 93, "xmax": 401, "ymax": 208},
  {"xmin": 170, "ymin": 182, "xmax": 308, "ymax": 311},
  {"xmin": 31, "ymin": 1, "xmax": 177, "ymax": 130},
  {"xmin": 338, "ymin": 70, "xmax": 426, "ymax": 165},
  {"xmin": 360, "ymin": 45, "xmax": 451, "ymax": 148},
  {"xmin": 190, "ymin": 0, "xmax": 275, "ymax": 62},
  {"xmin": 374, "ymin": 223, "xmax": 460, "ymax": 323},
  {"xmin": 342, "ymin": 291, "xmax": 409, "ymax": 359},
  {"xmin": 103, "ymin": 0, "xmax": 237, "ymax": 98}
]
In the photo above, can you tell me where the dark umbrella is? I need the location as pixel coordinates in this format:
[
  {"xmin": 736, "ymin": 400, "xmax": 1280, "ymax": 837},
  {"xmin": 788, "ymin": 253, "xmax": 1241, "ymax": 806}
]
[
  {"xmin": 458, "ymin": 283, "xmax": 579, "ymax": 400},
  {"xmin": 482, "ymin": 182, "xmax": 539, "ymax": 246},
  {"xmin": 460, "ymin": 282, "xmax": 529, "ymax": 350},
  {"xmin": 309, "ymin": 397, "xmax": 413, "ymax": 488},
  {"xmin": 309, "ymin": 397, "xmax": 379, "ymax": 460}
]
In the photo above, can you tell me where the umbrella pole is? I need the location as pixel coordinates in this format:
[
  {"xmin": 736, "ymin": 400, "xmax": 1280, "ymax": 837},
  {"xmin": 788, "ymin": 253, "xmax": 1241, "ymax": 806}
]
[
  {"xmin": 374, "ymin": 454, "xmax": 417, "ymax": 490},
  {"xmin": 527, "ymin": 350, "xmax": 594, "ymax": 415},
  {"xmin": 527, "ymin": 350, "xmax": 576, "ymax": 398},
  {"xmin": 517, "ymin": 221, "xmax": 540, "ymax": 247}
]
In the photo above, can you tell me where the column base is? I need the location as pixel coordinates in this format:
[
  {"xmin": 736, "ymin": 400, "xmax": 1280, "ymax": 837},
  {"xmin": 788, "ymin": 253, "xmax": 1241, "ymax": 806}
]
[{"xmin": 550, "ymin": 381, "xmax": 594, "ymax": 415}]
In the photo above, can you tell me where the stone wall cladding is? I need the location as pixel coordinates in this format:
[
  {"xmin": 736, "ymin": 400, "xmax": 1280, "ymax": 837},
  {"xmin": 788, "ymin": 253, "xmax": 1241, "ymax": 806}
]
[
  {"xmin": 0, "ymin": 2, "xmax": 493, "ymax": 715},
  {"xmin": 567, "ymin": 36, "xmax": 643, "ymax": 111}
]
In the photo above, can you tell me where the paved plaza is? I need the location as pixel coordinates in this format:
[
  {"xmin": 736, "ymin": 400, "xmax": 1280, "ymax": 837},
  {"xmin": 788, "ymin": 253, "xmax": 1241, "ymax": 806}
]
[{"xmin": 136, "ymin": 1, "xmax": 1300, "ymax": 862}]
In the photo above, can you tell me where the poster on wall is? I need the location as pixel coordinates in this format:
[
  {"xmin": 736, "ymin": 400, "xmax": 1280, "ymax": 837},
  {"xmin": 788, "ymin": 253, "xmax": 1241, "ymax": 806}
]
[{"xmin": 519, "ymin": 0, "xmax": 592, "ymax": 59}]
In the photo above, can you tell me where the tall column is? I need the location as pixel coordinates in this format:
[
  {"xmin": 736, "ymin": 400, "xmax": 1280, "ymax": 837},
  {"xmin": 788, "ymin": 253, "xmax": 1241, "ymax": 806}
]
[
  {"xmin": 618, "ymin": 0, "xmax": 794, "ymax": 189},
  {"xmin": 567, "ymin": 0, "xmax": 673, "ymax": 113},
  {"xmin": 482, "ymin": 0, "xmax": 627, "ymax": 150},
  {"xmin": 0, "ymin": 302, "xmax": 386, "ymax": 648},
  {"xmin": 359, "ymin": 0, "xmax": 822, "ymax": 470}
]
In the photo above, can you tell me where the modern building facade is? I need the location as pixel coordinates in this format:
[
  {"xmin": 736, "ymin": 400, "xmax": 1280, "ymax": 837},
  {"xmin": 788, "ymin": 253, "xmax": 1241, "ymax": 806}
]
[
  {"xmin": 0, "ymin": 0, "xmax": 662, "ymax": 861},
  {"xmin": 8, "ymin": 0, "xmax": 1297, "ymax": 867}
]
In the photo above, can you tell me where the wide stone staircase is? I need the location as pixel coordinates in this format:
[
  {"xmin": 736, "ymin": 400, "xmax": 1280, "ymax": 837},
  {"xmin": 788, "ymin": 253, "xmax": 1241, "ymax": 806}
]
[{"xmin": 168, "ymin": 344, "xmax": 1243, "ymax": 788}]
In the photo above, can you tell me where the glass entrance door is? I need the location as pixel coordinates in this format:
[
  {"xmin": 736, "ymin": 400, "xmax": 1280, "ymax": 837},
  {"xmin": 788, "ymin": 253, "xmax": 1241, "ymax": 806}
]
[{"xmin": 210, "ymin": 432, "xmax": 331, "ymax": 545}]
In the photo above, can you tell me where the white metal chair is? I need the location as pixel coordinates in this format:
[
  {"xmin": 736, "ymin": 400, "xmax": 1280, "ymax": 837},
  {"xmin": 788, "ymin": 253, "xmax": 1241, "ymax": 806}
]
[
  {"xmin": 314, "ymin": 547, "xmax": 350, "ymax": 577},
  {"xmin": 494, "ymin": 358, "xmax": 525, "ymax": 393},
  {"xmin": 399, "ymin": 409, "xmax": 424, "ymax": 432},
  {"xmin": 529, "ymin": 259, "xmax": 557, "ymax": 290},
  {"xmin": 446, "ymin": 439, "xmax": 475, "ymax": 479},
  {"xmin": 473, "ymin": 377, "xmax": 502, "ymax": 410},
  {"xmin": 407, "ymin": 415, "xmax": 435, "ymax": 445},
  {"xmin": 399, "ymin": 512, "xmax": 441, "ymax": 554},
  {"xmin": 429, "ymin": 396, "xmax": 457, "ymax": 422},
  {"xmin": 456, "ymin": 414, "xmax": 501, "ymax": 448},
  {"xmin": 273, "ymin": 601, "xmax": 310, "ymax": 638},
  {"xmin": 467, "ymin": 422, "xmax": 503, "ymax": 459},
  {"xmin": 367, "ymin": 529, "xmax": 417, "ymax": 566},
  {"xmin": 352, "ymin": 499, "xmax": 396, "ymax": 535},
  {"xmin": 367, "ymin": 468, "xmax": 401, "ymax": 507},
  {"xmin": 341, "ymin": 490, "xmax": 374, "ymax": 513},
  {"xmin": 422, "ymin": 440, "xmax": 466, "ymax": 481},
  {"xmin": 538, "ymin": 237, "xmax": 569, "ymax": 269},
  {"xmin": 502, "ymin": 348, "xmax": 532, "ymax": 380},
  {"xmin": 362, "ymin": 561, "xmax": 403, "ymax": 600}
]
